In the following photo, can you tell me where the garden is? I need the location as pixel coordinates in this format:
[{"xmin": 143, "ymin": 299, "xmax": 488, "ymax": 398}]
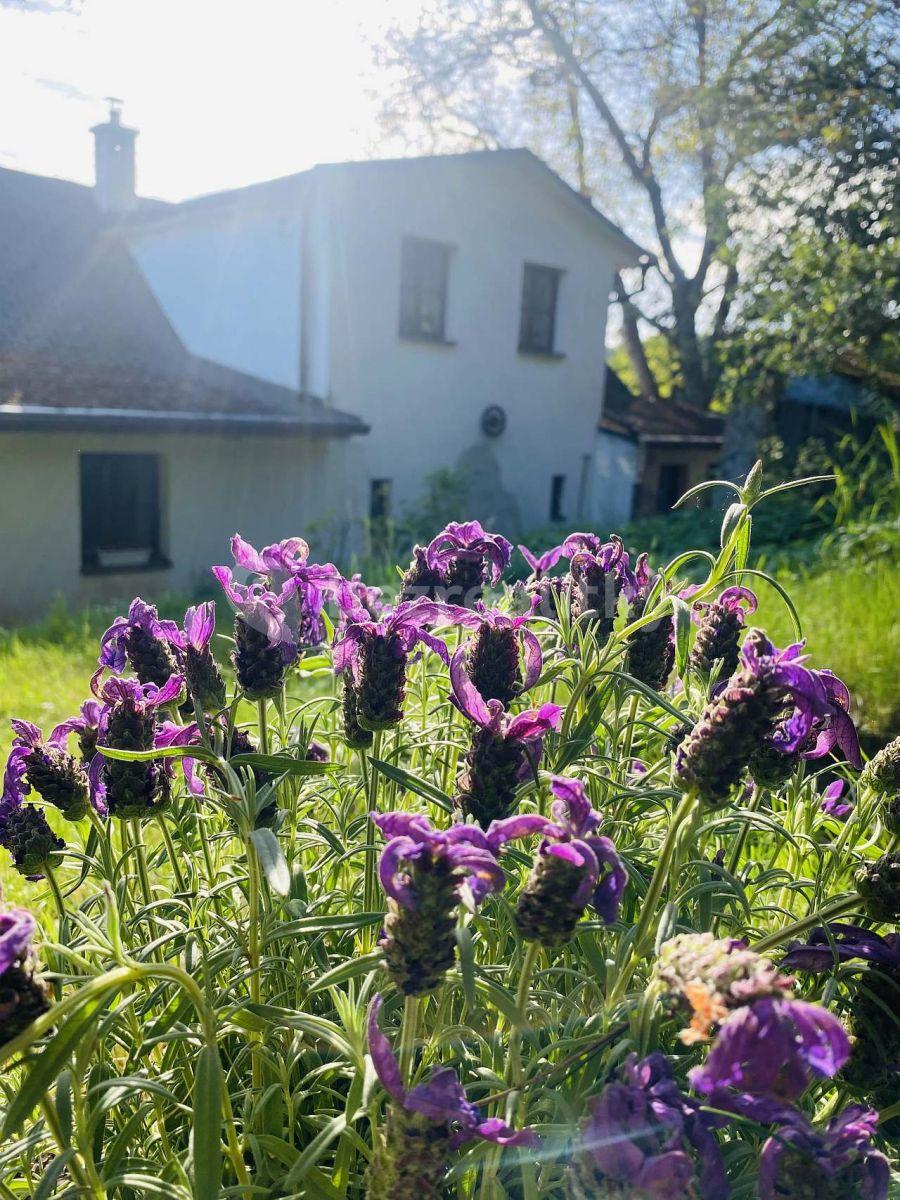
[{"xmin": 0, "ymin": 459, "xmax": 898, "ymax": 1200}]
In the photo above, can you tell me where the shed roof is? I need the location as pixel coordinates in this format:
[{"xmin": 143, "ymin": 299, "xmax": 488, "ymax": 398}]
[{"xmin": 599, "ymin": 368, "xmax": 724, "ymax": 445}]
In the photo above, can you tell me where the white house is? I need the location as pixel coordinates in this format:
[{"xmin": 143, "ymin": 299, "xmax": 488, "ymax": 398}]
[{"xmin": 0, "ymin": 105, "xmax": 644, "ymax": 622}]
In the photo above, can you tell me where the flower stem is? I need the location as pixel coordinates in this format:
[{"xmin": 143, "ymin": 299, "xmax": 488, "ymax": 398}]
[
  {"xmin": 156, "ymin": 813, "xmax": 188, "ymax": 893},
  {"xmin": 39, "ymin": 1096, "xmax": 104, "ymax": 1199},
  {"xmin": 727, "ymin": 782, "xmax": 762, "ymax": 877},
  {"xmin": 752, "ymin": 893, "xmax": 861, "ymax": 954},
  {"xmin": 510, "ymin": 941, "xmax": 541, "ymax": 1092},
  {"xmin": 398, "ymin": 994, "xmax": 419, "ymax": 1086},
  {"xmin": 246, "ymin": 837, "xmax": 263, "ymax": 1096},
  {"xmin": 363, "ymin": 731, "xmax": 383, "ymax": 916},
  {"xmin": 257, "ymin": 698, "xmax": 270, "ymax": 755}
]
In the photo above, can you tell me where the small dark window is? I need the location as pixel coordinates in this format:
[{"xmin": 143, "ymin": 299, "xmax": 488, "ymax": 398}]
[
  {"xmin": 80, "ymin": 452, "xmax": 165, "ymax": 572},
  {"xmin": 550, "ymin": 474, "xmax": 566, "ymax": 522},
  {"xmin": 370, "ymin": 478, "xmax": 392, "ymax": 521},
  {"xmin": 519, "ymin": 263, "xmax": 561, "ymax": 355},
  {"xmin": 399, "ymin": 236, "xmax": 450, "ymax": 341},
  {"xmin": 656, "ymin": 462, "xmax": 688, "ymax": 512}
]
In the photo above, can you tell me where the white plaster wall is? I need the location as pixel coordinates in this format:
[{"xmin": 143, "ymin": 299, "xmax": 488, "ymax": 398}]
[
  {"xmin": 593, "ymin": 433, "xmax": 639, "ymax": 529},
  {"xmin": 129, "ymin": 210, "xmax": 303, "ymax": 390},
  {"xmin": 320, "ymin": 156, "xmax": 620, "ymax": 533},
  {"xmin": 0, "ymin": 431, "xmax": 359, "ymax": 622}
]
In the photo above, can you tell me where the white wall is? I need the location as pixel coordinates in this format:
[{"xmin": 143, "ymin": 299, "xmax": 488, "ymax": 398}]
[
  {"xmin": 0, "ymin": 430, "xmax": 358, "ymax": 622},
  {"xmin": 129, "ymin": 207, "xmax": 304, "ymax": 390},
  {"xmin": 320, "ymin": 156, "xmax": 619, "ymax": 532},
  {"xmin": 593, "ymin": 432, "xmax": 639, "ymax": 530}
]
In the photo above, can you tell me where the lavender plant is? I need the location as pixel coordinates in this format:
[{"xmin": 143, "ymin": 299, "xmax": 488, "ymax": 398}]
[{"xmin": 0, "ymin": 465, "xmax": 897, "ymax": 1200}]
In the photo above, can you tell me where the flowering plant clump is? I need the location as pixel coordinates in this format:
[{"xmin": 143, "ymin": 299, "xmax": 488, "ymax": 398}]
[{"xmin": 0, "ymin": 463, "xmax": 897, "ymax": 1198}]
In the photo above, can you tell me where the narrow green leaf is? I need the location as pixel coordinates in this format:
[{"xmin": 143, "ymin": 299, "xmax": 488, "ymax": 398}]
[
  {"xmin": 307, "ymin": 951, "xmax": 383, "ymax": 995},
  {"xmin": 97, "ymin": 743, "xmax": 220, "ymax": 765},
  {"xmin": 672, "ymin": 479, "xmax": 741, "ymax": 508},
  {"xmin": 192, "ymin": 1043, "xmax": 224, "ymax": 1200},
  {"xmin": 251, "ymin": 827, "xmax": 291, "ymax": 897},
  {"xmin": 33, "ymin": 1149, "xmax": 76, "ymax": 1200},
  {"xmin": 231, "ymin": 753, "xmax": 340, "ymax": 776},
  {"xmin": 671, "ymin": 596, "xmax": 692, "ymax": 678},
  {"xmin": 281, "ymin": 1114, "xmax": 347, "ymax": 1189},
  {"xmin": 370, "ymin": 759, "xmax": 452, "ymax": 811}
]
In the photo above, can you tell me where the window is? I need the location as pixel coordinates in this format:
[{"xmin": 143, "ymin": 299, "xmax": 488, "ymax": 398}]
[
  {"xmin": 656, "ymin": 462, "xmax": 688, "ymax": 513},
  {"xmin": 399, "ymin": 236, "xmax": 451, "ymax": 341},
  {"xmin": 369, "ymin": 478, "xmax": 392, "ymax": 521},
  {"xmin": 80, "ymin": 452, "xmax": 165, "ymax": 572},
  {"xmin": 519, "ymin": 263, "xmax": 562, "ymax": 355},
  {"xmin": 550, "ymin": 474, "xmax": 566, "ymax": 522}
]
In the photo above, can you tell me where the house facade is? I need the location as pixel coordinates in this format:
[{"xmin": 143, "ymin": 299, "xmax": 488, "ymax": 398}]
[{"xmin": 0, "ymin": 107, "xmax": 643, "ymax": 621}]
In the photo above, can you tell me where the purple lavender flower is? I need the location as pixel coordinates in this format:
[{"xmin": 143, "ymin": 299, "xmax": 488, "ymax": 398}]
[
  {"xmin": 758, "ymin": 1106, "xmax": 889, "ymax": 1200},
  {"xmin": 89, "ymin": 674, "xmax": 184, "ymax": 818},
  {"xmin": 676, "ymin": 631, "xmax": 828, "ymax": 805},
  {"xmin": 567, "ymin": 1052, "xmax": 728, "ymax": 1200},
  {"xmin": 372, "ymin": 811, "xmax": 505, "ymax": 994},
  {"xmin": 333, "ymin": 595, "xmax": 450, "ymax": 733},
  {"xmin": 624, "ymin": 553, "xmax": 675, "ymax": 692},
  {"xmin": 782, "ymin": 924, "xmax": 900, "ymax": 974},
  {"xmin": 3, "ymin": 719, "xmax": 90, "ymax": 822},
  {"xmin": 511, "ymin": 776, "xmax": 626, "ymax": 945},
  {"xmin": 689, "ymin": 996, "xmax": 850, "ymax": 1106},
  {"xmin": 518, "ymin": 541, "xmax": 565, "ymax": 579},
  {"xmin": 425, "ymin": 521, "xmax": 513, "ymax": 606},
  {"xmin": 567, "ymin": 534, "xmax": 636, "ymax": 642},
  {"xmin": 0, "ymin": 907, "xmax": 50, "ymax": 1047},
  {"xmin": 820, "ymin": 779, "xmax": 854, "ymax": 821},
  {"xmin": 802, "ymin": 670, "xmax": 863, "ymax": 770},
  {"xmin": 51, "ymin": 699, "xmax": 102, "ymax": 765},
  {"xmin": 398, "ymin": 546, "xmax": 446, "ymax": 604},
  {"xmin": 97, "ymin": 597, "xmax": 182, "ymax": 688},
  {"xmin": 689, "ymin": 586, "xmax": 757, "ymax": 680},
  {"xmin": 451, "ymin": 649, "xmax": 563, "ymax": 826},
  {"xmin": 440, "ymin": 599, "xmax": 543, "ymax": 706},
  {"xmin": 0, "ymin": 774, "xmax": 64, "ymax": 879},
  {"xmin": 367, "ymin": 995, "xmax": 535, "ymax": 1200},
  {"xmin": 171, "ymin": 601, "xmax": 226, "ymax": 711}
]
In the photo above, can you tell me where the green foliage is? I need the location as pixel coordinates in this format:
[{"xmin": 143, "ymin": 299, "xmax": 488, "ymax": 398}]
[{"xmin": 608, "ymin": 335, "xmax": 683, "ymax": 400}]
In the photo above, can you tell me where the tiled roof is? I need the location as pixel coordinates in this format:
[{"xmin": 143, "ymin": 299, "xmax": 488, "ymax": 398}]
[
  {"xmin": 600, "ymin": 368, "xmax": 724, "ymax": 443},
  {"xmin": 0, "ymin": 166, "xmax": 366, "ymax": 435}
]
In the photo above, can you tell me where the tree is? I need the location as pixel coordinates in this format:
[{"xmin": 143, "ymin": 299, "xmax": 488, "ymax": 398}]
[{"xmin": 381, "ymin": 0, "xmax": 893, "ymax": 408}]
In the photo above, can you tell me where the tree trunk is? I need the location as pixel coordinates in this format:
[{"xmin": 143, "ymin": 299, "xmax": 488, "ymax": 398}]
[
  {"xmin": 613, "ymin": 273, "xmax": 661, "ymax": 402},
  {"xmin": 671, "ymin": 284, "xmax": 709, "ymax": 408}
]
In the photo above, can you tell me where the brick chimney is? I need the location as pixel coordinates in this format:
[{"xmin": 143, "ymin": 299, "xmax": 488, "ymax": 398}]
[{"xmin": 91, "ymin": 98, "xmax": 138, "ymax": 213}]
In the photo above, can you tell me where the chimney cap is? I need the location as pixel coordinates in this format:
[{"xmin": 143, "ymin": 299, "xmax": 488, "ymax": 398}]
[{"xmin": 105, "ymin": 96, "xmax": 124, "ymax": 124}]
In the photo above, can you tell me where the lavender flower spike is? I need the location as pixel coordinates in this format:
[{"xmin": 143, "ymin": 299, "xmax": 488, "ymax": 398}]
[
  {"xmin": 367, "ymin": 995, "xmax": 536, "ymax": 1200},
  {"xmin": 4, "ymin": 718, "xmax": 90, "ymax": 822},
  {"xmin": 213, "ymin": 566, "xmax": 300, "ymax": 699},
  {"xmin": 567, "ymin": 534, "xmax": 636, "ymax": 643},
  {"xmin": 51, "ymin": 699, "xmax": 102, "ymax": 765},
  {"xmin": 758, "ymin": 1106, "xmax": 889, "ymax": 1200},
  {"xmin": 97, "ymin": 597, "xmax": 181, "ymax": 689},
  {"xmin": 425, "ymin": 520, "xmax": 513, "ymax": 605},
  {"xmin": 0, "ymin": 908, "xmax": 51, "ymax": 1048},
  {"xmin": 0, "ymin": 763, "xmax": 65, "ymax": 879},
  {"xmin": 441, "ymin": 598, "xmax": 543, "ymax": 706},
  {"xmin": 689, "ymin": 996, "xmax": 850, "ymax": 1107},
  {"xmin": 624, "ymin": 553, "xmax": 675, "ymax": 692},
  {"xmin": 451, "ymin": 648, "xmax": 563, "ymax": 826},
  {"xmin": 511, "ymin": 776, "xmax": 626, "ymax": 946},
  {"xmin": 689, "ymin": 585, "xmax": 757, "ymax": 680},
  {"xmin": 781, "ymin": 924, "xmax": 900, "ymax": 974},
  {"xmin": 176, "ymin": 601, "xmax": 226, "ymax": 711},
  {"xmin": 333, "ymin": 595, "xmax": 450, "ymax": 733},
  {"xmin": 518, "ymin": 541, "xmax": 565, "ymax": 579},
  {"xmin": 567, "ymin": 1052, "xmax": 728, "ymax": 1200},
  {"xmin": 372, "ymin": 811, "xmax": 505, "ymax": 994}
]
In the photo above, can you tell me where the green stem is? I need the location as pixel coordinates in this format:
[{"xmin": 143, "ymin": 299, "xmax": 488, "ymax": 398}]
[
  {"xmin": 509, "ymin": 942, "xmax": 541, "ymax": 1093},
  {"xmin": 257, "ymin": 698, "xmax": 270, "ymax": 755},
  {"xmin": 39, "ymin": 1095, "xmax": 104, "ymax": 1199},
  {"xmin": 752, "ymin": 893, "xmax": 862, "ymax": 954},
  {"xmin": 398, "ymin": 994, "xmax": 419, "ymax": 1086},
  {"xmin": 156, "ymin": 813, "xmax": 188, "ymax": 893},
  {"xmin": 246, "ymin": 838, "xmax": 263, "ymax": 1097},
  {"xmin": 130, "ymin": 818, "xmax": 158, "ymax": 947},
  {"xmin": 363, "ymin": 731, "xmax": 383, "ymax": 917},
  {"xmin": 727, "ymin": 783, "xmax": 763, "ymax": 877}
]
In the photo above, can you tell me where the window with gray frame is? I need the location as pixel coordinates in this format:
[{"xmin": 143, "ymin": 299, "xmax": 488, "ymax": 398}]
[
  {"xmin": 80, "ymin": 452, "xmax": 165, "ymax": 573},
  {"xmin": 399, "ymin": 236, "xmax": 450, "ymax": 341},
  {"xmin": 519, "ymin": 262, "xmax": 562, "ymax": 354}
]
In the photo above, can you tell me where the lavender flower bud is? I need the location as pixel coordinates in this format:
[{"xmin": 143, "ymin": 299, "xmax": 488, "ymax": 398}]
[
  {"xmin": 20, "ymin": 745, "xmax": 90, "ymax": 823},
  {"xmin": 341, "ymin": 678, "xmax": 373, "ymax": 749},
  {"xmin": 515, "ymin": 851, "xmax": 589, "ymax": 947},
  {"xmin": 861, "ymin": 735, "xmax": 900, "ymax": 796},
  {"xmin": 369, "ymin": 1107, "xmax": 452, "ymax": 1200},
  {"xmin": 398, "ymin": 546, "xmax": 445, "ymax": 604},
  {"xmin": 444, "ymin": 552, "xmax": 485, "ymax": 606},
  {"xmin": 570, "ymin": 559, "xmax": 620, "ymax": 643},
  {"xmin": 854, "ymin": 854, "xmax": 900, "ymax": 921},
  {"xmin": 456, "ymin": 728, "xmax": 526, "ymax": 827},
  {"xmin": 690, "ymin": 599, "xmax": 745, "ymax": 679},
  {"xmin": 125, "ymin": 622, "xmax": 180, "ymax": 688},
  {"xmin": 355, "ymin": 634, "xmax": 407, "ymax": 732},
  {"xmin": 625, "ymin": 610, "xmax": 674, "ymax": 692},
  {"xmin": 526, "ymin": 572, "xmax": 569, "ymax": 619},
  {"xmin": 841, "ymin": 958, "xmax": 900, "ymax": 1117},
  {"xmin": 381, "ymin": 851, "xmax": 460, "ymax": 996},
  {"xmin": 758, "ymin": 1108, "xmax": 889, "ymax": 1200},
  {"xmin": 103, "ymin": 699, "xmax": 170, "ymax": 819},
  {"xmin": 465, "ymin": 623, "xmax": 522, "ymax": 707},
  {"xmin": 184, "ymin": 644, "xmax": 226, "ymax": 712},
  {"xmin": 232, "ymin": 616, "xmax": 287, "ymax": 700},
  {"xmin": 0, "ymin": 910, "xmax": 51, "ymax": 1048},
  {"xmin": 0, "ymin": 805, "xmax": 64, "ymax": 878},
  {"xmin": 885, "ymin": 794, "xmax": 900, "ymax": 836},
  {"xmin": 748, "ymin": 743, "xmax": 799, "ymax": 790}
]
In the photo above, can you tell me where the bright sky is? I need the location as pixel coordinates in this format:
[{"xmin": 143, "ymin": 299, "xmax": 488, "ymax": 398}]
[{"xmin": 0, "ymin": 0, "xmax": 422, "ymax": 200}]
